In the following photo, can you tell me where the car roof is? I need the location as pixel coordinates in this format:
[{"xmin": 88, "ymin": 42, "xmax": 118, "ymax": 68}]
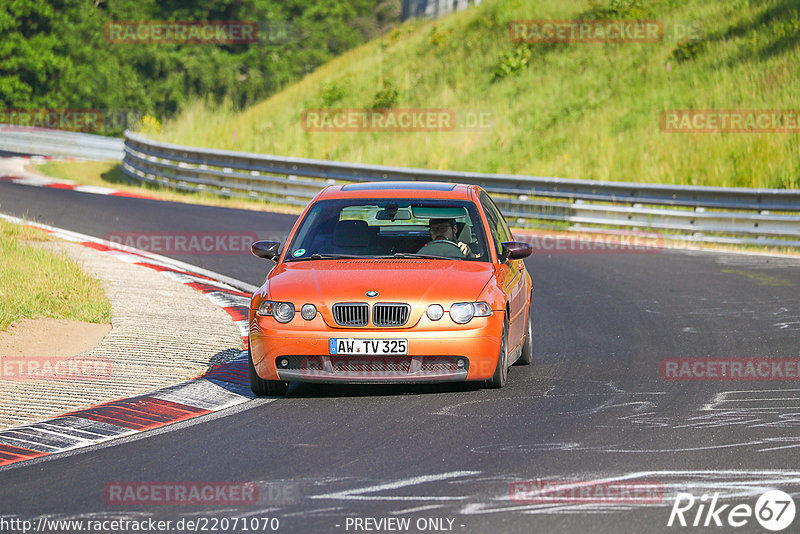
[{"xmin": 316, "ymin": 181, "xmax": 478, "ymax": 201}]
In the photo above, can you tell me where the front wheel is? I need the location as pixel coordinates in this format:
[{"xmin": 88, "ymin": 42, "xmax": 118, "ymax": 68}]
[
  {"xmin": 484, "ymin": 315, "xmax": 509, "ymax": 388},
  {"xmin": 248, "ymin": 348, "xmax": 289, "ymax": 396}
]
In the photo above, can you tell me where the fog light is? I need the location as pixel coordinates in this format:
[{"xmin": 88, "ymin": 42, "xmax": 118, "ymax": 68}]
[
  {"xmin": 301, "ymin": 303, "xmax": 317, "ymax": 320},
  {"xmin": 426, "ymin": 304, "xmax": 444, "ymax": 321},
  {"xmin": 456, "ymin": 359, "xmax": 465, "ymax": 369},
  {"xmin": 279, "ymin": 358, "xmax": 289, "ymax": 368}
]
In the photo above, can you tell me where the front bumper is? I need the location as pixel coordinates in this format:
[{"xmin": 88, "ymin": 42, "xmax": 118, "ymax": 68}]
[
  {"xmin": 249, "ymin": 310, "xmax": 504, "ymax": 382},
  {"xmin": 273, "ymin": 355, "xmax": 469, "ymax": 383}
]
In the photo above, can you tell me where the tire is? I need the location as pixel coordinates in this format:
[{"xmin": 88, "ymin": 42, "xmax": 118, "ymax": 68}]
[
  {"xmin": 485, "ymin": 315, "xmax": 508, "ymax": 388},
  {"xmin": 248, "ymin": 348, "xmax": 289, "ymax": 396},
  {"xmin": 516, "ymin": 308, "xmax": 533, "ymax": 366}
]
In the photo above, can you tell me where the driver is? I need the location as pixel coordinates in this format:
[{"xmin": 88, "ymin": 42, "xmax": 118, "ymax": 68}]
[{"xmin": 423, "ymin": 218, "xmax": 471, "ymax": 256}]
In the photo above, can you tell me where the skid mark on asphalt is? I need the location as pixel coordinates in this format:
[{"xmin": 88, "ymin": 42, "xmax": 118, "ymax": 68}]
[
  {"xmin": 433, "ymin": 381, "xmax": 665, "ymax": 419},
  {"xmin": 671, "ymin": 294, "xmax": 800, "ymax": 335},
  {"xmin": 703, "ymin": 389, "xmax": 800, "ymax": 411},
  {"xmin": 674, "ymin": 389, "xmax": 800, "ymax": 431},
  {"xmin": 661, "ymin": 294, "xmax": 800, "ymax": 328},
  {"xmin": 19, "ymin": 469, "xmax": 800, "ymax": 522},
  {"xmin": 626, "ymin": 389, "xmax": 800, "ymax": 433},
  {"xmin": 457, "ymin": 470, "xmax": 800, "ymax": 516},
  {"xmin": 391, "ymin": 504, "xmax": 448, "ymax": 514},
  {"xmin": 309, "ymin": 471, "xmax": 480, "ymax": 502},
  {"xmin": 468, "ymin": 440, "xmax": 785, "ymax": 454},
  {"xmin": 433, "ymin": 381, "xmax": 800, "ymax": 456}
]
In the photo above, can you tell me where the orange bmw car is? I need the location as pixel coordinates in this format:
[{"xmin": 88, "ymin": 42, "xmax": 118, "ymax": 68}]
[{"xmin": 248, "ymin": 182, "xmax": 533, "ymax": 395}]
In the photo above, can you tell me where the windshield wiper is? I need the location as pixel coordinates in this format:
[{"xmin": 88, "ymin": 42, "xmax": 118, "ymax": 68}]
[
  {"xmin": 286, "ymin": 253, "xmax": 365, "ymax": 262},
  {"xmin": 381, "ymin": 253, "xmax": 456, "ymax": 260}
]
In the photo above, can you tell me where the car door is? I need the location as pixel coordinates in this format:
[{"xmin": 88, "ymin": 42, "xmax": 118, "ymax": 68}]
[{"xmin": 479, "ymin": 192, "xmax": 528, "ymax": 350}]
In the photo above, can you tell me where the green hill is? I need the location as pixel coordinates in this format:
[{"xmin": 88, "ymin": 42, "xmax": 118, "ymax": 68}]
[{"xmin": 155, "ymin": 0, "xmax": 800, "ymax": 189}]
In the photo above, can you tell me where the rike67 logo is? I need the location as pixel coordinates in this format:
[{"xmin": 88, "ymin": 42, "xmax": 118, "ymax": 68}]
[{"xmin": 668, "ymin": 490, "xmax": 796, "ymax": 531}]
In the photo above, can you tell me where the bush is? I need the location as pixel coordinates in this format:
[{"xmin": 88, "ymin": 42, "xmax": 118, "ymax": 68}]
[
  {"xmin": 492, "ymin": 46, "xmax": 533, "ymax": 81},
  {"xmin": 671, "ymin": 39, "xmax": 706, "ymax": 62},
  {"xmin": 319, "ymin": 82, "xmax": 347, "ymax": 107},
  {"xmin": 371, "ymin": 80, "xmax": 399, "ymax": 109}
]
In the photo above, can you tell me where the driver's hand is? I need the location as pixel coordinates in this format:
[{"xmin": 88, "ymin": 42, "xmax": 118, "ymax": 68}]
[{"xmin": 457, "ymin": 241, "xmax": 469, "ymax": 256}]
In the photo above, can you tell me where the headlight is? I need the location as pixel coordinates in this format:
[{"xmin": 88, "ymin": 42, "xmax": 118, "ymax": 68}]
[
  {"xmin": 301, "ymin": 303, "xmax": 317, "ymax": 320},
  {"xmin": 449, "ymin": 302, "xmax": 492, "ymax": 324},
  {"xmin": 257, "ymin": 300, "xmax": 295, "ymax": 323},
  {"xmin": 426, "ymin": 304, "xmax": 444, "ymax": 321},
  {"xmin": 273, "ymin": 302, "xmax": 295, "ymax": 323}
]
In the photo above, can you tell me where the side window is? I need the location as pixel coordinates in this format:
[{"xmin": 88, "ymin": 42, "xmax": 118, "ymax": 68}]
[
  {"xmin": 480, "ymin": 192, "xmax": 514, "ymax": 261},
  {"xmin": 487, "ymin": 196, "xmax": 513, "ymax": 243},
  {"xmin": 479, "ymin": 192, "xmax": 505, "ymax": 260}
]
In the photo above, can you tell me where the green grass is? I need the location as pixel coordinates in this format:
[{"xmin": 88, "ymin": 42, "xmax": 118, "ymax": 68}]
[
  {"xmin": 153, "ymin": 0, "xmax": 800, "ymax": 189},
  {"xmin": 0, "ymin": 219, "xmax": 112, "ymax": 331},
  {"xmin": 33, "ymin": 160, "xmax": 303, "ymax": 215}
]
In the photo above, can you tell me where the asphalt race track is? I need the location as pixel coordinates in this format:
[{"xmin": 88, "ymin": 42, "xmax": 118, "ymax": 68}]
[{"xmin": 1, "ymin": 180, "xmax": 800, "ymax": 533}]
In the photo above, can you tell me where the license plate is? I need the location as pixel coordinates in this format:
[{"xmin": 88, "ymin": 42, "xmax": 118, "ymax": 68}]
[{"xmin": 329, "ymin": 338, "xmax": 408, "ymax": 355}]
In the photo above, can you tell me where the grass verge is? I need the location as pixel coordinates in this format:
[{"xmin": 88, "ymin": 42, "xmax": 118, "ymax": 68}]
[{"xmin": 0, "ymin": 218, "xmax": 112, "ymax": 331}]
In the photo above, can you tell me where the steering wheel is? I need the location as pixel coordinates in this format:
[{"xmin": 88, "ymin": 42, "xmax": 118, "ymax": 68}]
[{"xmin": 419, "ymin": 240, "xmax": 466, "ymax": 257}]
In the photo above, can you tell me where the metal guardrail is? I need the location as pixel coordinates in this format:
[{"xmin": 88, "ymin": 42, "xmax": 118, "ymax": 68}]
[
  {"xmin": 4, "ymin": 125, "xmax": 795, "ymax": 247},
  {"xmin": 0, "ymin": 125, "xmax": 124, "ymax": 160},
  {"xmin": 122, "ymin": 131, "xmax": 800, "ymax": 248}
]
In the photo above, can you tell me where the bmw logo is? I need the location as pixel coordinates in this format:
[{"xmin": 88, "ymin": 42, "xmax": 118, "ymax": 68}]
[{"xmin": 366, "ymin": 290, "xmax": 379, "ymax": 298}]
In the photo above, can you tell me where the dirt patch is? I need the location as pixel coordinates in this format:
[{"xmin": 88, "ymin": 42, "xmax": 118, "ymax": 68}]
[{"xmin": 0, "ymin": 318, "xmax": 110, "ymax": 357}]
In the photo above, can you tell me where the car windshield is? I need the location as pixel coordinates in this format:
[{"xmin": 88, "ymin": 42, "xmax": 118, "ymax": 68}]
[{"xmin": 285, "ymin": 199, "xmax": 490, "ymax": 262}]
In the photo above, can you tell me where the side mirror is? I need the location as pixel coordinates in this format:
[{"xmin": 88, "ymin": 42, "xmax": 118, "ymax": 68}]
[
  {"xmin": 500, "ymin": 241, "xmax": 532, "ymax": 262},
  {"xmin": 251, "ymin": 240, "xmax": 281, "ymax": 262}
]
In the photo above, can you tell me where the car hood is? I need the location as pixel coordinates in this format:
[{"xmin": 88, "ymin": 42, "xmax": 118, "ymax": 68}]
[{"xmin": 260, "ymin": 258, "xmax": 495, "ymax": 312}]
